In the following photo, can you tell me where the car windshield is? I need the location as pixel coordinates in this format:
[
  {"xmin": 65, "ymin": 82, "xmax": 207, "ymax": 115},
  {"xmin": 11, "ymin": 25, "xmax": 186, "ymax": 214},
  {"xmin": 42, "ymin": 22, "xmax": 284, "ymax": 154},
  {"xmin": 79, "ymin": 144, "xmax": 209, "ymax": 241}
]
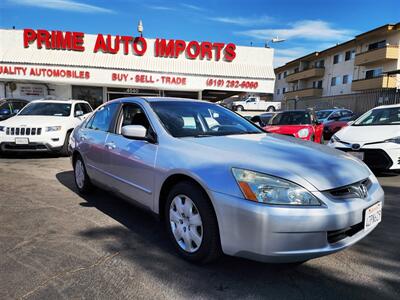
[
  {"xmin": 19, "ymin": 103, "xmax": 71, "ymax": 116},
  {"xmin": 269, "ymin": 111, "xmax": 311, "ymax": 125},
  {"xmin": 353, "ymin": 107, "xmax": 400, "ymax": 126},
  {"xmin": 151, "ymin": 101, "xmax": 263, "ymax": 137},
  {"xmin": 316, "ymin": 110, "xmax": 333, "ymax": 119}
]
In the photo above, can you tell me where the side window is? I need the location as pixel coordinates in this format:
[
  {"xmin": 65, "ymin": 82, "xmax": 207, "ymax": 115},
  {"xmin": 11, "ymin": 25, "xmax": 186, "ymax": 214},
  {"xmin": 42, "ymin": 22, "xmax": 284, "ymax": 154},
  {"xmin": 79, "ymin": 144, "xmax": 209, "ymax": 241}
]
[
  {"xmin": 11, "ymin": 101, "xmax": 26, "ymax": 113},
  {"xmin": 117, "ymin": 103, "xmax": 151, "ymax": 135},
  {"xmin": 74, "ymin": 103, "xmax": 83, "ymax": 116},
  {"xmin": 87, "ymin": 103, "xmax": 119, "ymax": 132},
  {"xmin": 82, "ymin": 103, "xmax": 93, "ymax": 114},
  {"xmin": 0, "ymin": 102, "xmax": 11, "ymax": 116}
]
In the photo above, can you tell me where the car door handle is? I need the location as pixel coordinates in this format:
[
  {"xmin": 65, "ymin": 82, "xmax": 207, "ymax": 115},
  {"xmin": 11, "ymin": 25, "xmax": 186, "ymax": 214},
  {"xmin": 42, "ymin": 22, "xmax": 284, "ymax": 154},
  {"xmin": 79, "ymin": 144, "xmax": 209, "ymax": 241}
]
[{"xmin": 105, "ymin": 142, "xmax": 116, "ymax": 150}]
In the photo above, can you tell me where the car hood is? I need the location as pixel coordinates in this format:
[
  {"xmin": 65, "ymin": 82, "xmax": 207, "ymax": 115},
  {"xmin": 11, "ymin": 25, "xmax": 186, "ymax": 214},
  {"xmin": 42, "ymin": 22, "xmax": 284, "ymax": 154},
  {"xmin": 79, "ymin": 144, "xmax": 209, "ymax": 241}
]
[
  {"xmin": 0, "ymin": 115, "xmax": 68, "ymax": 127},
  {"xmin": 264, "ymin": 125, "xmax": 310, "ymax": 135},
  {"xmin": 184, "ymin": 133, "xmax": 370, "ymax": 191},
  {"xmin": 335, "ymin": 125, "xmax": 400, "ymax": 143}
]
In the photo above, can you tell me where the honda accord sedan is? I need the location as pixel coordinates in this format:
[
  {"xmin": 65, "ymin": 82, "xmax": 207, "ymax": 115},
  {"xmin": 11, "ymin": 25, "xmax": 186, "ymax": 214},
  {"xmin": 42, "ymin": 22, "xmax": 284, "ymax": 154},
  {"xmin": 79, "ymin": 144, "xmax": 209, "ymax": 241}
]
[{"xmin": 69, "ymin": 97, "xmax": 384, "ymax": 263}]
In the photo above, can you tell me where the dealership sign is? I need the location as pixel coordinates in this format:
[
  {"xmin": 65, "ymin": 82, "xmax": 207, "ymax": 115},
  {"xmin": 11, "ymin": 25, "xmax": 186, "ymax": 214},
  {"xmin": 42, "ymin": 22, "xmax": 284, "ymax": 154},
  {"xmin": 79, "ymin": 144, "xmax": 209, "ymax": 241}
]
[{"xmin": 23, "ymin": 29, "xmax": 237, "ymax": 61}]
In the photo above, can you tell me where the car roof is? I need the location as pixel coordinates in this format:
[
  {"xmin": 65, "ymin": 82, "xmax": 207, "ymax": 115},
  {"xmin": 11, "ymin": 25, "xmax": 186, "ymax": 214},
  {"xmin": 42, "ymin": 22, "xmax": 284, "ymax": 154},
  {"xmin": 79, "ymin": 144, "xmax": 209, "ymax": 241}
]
[
  {"xmin": 115, "ymin": 97, "xmax": 211, "ymax": 104},
  {"xmin": 30, "ymin": 99, "xmax": 89, "ymax": 104},
  {"xmin": 374, "ymin": 103, "xmax": 400, "ymax": 109}
]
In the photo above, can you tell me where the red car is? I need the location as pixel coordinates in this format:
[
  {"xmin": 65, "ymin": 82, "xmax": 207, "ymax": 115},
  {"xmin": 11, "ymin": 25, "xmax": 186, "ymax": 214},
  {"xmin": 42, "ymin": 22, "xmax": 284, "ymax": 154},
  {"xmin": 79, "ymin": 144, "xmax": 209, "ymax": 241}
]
[
  {"xmin": 323, "ymin": 116, "xmax": 355, "ymax": 140},
  {"xmin": 263, "ymin": 110, "xmax": 324, "ymax": 143}
]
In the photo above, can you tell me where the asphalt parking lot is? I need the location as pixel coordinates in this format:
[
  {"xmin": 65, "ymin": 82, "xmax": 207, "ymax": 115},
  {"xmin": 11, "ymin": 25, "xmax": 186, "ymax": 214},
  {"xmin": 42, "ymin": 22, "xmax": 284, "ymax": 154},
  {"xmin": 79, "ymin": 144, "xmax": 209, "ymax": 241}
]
[{"xmin": 0, "ymin": 156, "xmax": 399, "ymax": 300}]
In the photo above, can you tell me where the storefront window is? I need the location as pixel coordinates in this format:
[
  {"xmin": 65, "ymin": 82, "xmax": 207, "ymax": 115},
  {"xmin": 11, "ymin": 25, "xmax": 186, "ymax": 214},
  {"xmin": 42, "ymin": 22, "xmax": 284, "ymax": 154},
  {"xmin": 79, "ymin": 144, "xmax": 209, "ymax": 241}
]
[{"xmin": 72, "ymin": 86, "xmax": 103, "ymax": 108}]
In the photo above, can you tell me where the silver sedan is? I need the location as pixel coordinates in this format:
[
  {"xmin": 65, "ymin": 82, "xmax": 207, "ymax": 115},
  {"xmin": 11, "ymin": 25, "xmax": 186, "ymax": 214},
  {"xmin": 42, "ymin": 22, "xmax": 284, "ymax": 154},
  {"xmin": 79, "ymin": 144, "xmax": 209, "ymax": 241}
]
[{"xmin": 69, "ymin": 98, "xmax": 384, "ymax": 263}]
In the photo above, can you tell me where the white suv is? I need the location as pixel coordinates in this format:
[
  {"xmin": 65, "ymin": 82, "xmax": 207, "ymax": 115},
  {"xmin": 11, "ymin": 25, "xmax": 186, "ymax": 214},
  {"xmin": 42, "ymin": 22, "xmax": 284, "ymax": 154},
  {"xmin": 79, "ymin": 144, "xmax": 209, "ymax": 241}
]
[{"xmin": 0, "ymin": 99, "xmax": 92, "ymax": 155}]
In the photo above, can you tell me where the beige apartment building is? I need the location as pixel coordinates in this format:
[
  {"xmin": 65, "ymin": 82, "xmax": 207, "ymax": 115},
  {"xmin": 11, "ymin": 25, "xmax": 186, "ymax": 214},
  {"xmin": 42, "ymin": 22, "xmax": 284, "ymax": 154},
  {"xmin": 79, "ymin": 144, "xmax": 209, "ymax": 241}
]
[{"xmin": 274, "ymin": 23, "xmax": 400, "ymax": 102}]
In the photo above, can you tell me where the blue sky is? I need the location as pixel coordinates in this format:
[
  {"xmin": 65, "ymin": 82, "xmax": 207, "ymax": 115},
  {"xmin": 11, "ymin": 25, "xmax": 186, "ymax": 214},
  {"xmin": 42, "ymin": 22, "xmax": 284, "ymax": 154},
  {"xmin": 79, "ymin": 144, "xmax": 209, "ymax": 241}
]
[{"xmin": 0, "ymin": 0, "xmax": 399, "ymax": 66}]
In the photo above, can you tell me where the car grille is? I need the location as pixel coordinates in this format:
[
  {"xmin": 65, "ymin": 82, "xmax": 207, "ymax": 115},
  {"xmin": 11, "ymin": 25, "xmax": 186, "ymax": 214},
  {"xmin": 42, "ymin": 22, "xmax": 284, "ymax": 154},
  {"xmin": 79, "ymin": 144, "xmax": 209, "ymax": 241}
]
[
  {"xmin": 328, "ymin": 178, "xmax": 372, "ymax": 199},
  {"xmin": 5, "ymin": 127, "xmax": 42, "ymax": 136},
  {"xmin": 337, "ymin": 148, "xmax": 393, "ymax": 170},
  {"xmin": 2, "ymin": 143, "xmax": 48, "ymax": 151},
  {"xmin": 327, "ymin": 222, "xmax": 364, "ymax": 244}
]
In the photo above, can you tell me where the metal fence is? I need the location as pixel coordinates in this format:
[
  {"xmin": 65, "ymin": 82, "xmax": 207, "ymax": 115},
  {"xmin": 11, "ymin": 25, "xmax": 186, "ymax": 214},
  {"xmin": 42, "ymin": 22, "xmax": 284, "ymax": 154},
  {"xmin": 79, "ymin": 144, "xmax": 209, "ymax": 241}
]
[{"xmin": 282, "ymin": 89, "xmax": 400, "ymax": 116}]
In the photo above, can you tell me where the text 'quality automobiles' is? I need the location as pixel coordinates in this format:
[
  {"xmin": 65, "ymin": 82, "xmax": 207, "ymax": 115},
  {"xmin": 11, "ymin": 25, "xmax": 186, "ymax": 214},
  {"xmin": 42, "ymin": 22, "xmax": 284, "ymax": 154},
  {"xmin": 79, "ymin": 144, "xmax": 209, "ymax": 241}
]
[{"xmin": 70, "ymin": 98, "xmax": 384, "ymax": 263}]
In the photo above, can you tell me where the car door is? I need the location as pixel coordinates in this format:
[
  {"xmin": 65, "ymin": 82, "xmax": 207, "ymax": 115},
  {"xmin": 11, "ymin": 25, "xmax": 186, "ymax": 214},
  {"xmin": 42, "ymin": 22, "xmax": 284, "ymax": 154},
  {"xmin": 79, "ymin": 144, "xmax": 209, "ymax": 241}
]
[
  {"xmin": 246, "ymin": 97, "xmax": 258, "ymax": 110},
  {"xmin": 311, "ymin": 112, "xmax": 324, "ymax": 142},
  {"xmin": 79, "ymin": 102, "xmax": 120, "ymax": 186},
  {"xmin": 103, "ymin": 102, "xmax": 158, "ymax": 208}
]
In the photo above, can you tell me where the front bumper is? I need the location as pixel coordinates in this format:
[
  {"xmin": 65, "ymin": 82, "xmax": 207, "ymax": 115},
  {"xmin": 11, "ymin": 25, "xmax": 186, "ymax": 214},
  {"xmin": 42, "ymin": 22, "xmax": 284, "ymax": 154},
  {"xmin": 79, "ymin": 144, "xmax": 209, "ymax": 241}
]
[
  {"xmin": 329, "ymin": 140, "xmax": 400, "ymax": 170},
  {"xmin": 209, "ymin": 176, "xmax": 384, "ymax": 263},
  {"xmin": 0, "ymin": 133, "xmax": 65, "ymax": 152}
]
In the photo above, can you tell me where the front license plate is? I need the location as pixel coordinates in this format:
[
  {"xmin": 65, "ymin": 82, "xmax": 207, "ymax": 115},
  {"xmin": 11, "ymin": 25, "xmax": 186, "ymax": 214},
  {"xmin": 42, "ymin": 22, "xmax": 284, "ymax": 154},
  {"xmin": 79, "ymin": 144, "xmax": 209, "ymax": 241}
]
[
  {"xmin": 15, "ymin": 137, "xmax": 29, "ymax": 145},
  {"xmin": 348, "ymin": 151, "xmax": 364, "ymax": 160},
  {"xmin": 364, "ymin": 202, "xmax": 382, "ymax": 231}
]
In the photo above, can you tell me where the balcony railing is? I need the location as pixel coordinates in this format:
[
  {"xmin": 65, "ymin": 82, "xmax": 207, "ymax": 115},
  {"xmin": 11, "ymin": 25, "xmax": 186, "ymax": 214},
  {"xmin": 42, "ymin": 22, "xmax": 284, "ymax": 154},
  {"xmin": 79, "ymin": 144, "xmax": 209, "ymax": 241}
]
[
  {"xmin": 351, "ymin": 75, "xmax": 397, "ymax": 91},
  {"xmin": 355, "ymin": 45, "xmax": 399, "ymax": 65},
  {"xmin": 285, "ymin": 67, "xmax": 325, "ymax": 82},
  {"xmin": 283, "ymin": 88, "xmax": 323, "ymax": 99}
]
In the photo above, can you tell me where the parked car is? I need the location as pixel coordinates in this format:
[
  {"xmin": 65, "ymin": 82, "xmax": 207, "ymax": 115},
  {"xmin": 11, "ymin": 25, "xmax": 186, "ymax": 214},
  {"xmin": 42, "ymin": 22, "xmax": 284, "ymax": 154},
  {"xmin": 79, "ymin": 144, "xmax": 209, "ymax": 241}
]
[
  {"xmin": 250, "ymin": 112, "xmax": 276, "ymax": 127},
  {"xmin": 0, "ymin": 98, "xmax": 29, "ymax": 121},
  {"xmin": 70, "ymin": 97, "xmax": 383, "ymax": 264},
  {"xmin": 232, "ymin": 96, "xmax": 281, "ymax": 112},
  {"xmin": 0, "ymin": 99, "xmax": 92, "ymax": 155},
  {"xmin": 323, "ymin": 115, "xmax": 356, "ymax": 140},
  {"xmin": 316, "ymin": 109, "xmax": 354, "ymax": 123},
  {"xmin": 329, "ymin": 104, "xmax": 400, "ymax": 171},
  {"xmin": 263, "ymin": 109, "xmax": 324, "ymax": 143}
]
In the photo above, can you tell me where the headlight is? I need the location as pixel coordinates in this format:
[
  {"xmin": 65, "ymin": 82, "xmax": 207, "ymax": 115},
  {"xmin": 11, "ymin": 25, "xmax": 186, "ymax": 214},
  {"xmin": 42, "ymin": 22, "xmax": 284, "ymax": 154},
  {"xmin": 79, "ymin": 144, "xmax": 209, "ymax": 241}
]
[
  {"xmin": 385, "ymin": 136, "xmax": 400, "ymax": 144},
  {"xmin": 46, "ymin": 126, "xmax": 62, "ymax": 132},
  {"xmin": 297, "ymin": 128, "xmax": 309, "ymax": 138},
  {"xmin": 330, "ymin": 134, "xmax": 340, "ymax": 143},
  {"xmin": 0, "ymin": 126, "xmax": 5, "ymax": 132},
  {"xmin": 232, "ymin": 168, "xmax": 321, "ymax": 206}
]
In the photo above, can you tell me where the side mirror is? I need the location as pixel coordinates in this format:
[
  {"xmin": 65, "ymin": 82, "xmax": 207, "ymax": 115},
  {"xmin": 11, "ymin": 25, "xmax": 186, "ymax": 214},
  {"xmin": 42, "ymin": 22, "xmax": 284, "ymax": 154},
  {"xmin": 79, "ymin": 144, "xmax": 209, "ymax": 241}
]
[
  {"xmin": 0, "ymin": 109, "xmax": 11, "ymax": 116},
  {"xmin": 121, "ymin": 125, "xmax": 147, "ymax": 140},
  {"xmin": 75, "ymin": 110, "xmax": 84, "ymax": 117}
]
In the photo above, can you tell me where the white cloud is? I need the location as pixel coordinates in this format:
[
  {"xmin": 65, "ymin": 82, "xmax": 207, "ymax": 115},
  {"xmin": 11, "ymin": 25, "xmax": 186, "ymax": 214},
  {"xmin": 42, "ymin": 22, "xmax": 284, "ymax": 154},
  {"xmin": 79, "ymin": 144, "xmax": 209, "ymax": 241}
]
[
  {"xmin": 273, "ymin": 47, "xmax": 311, "ymax": 67},
  {"xmin": 209, "ymin": 15, "xmax": 274, "ymax": 26},
  {"xmin": 181, "ymin": 3, "xmax": 204, "ymax": 11},
  {"xmin": 8, "ymin": 0, "xmax": 114, "ymax": 13},
  {"xmin": 146, "ymin": 5, "xmax": 175, "ymax": 11},
  {"xmin": 237, "ymin": 20, "xmax": 355, "ymax": 41}
]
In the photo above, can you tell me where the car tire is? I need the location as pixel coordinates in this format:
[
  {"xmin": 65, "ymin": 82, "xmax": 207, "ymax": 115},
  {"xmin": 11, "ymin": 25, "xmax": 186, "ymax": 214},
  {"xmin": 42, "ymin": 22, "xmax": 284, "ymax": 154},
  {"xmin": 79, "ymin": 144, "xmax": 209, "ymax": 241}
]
[
  {"xmin": 236, "ymin": 105, "xmax": 244, "ymax": 111},
  {"xmin": 165, "ymin": 181, "xmax": 221, "ymax": 264},
  {"xmin": 59, "ymin": 131, "xmax": 72, "ymax": 156},
  {"xmin": 267, "ymin": 106, "xmax": 275, "ymax": 112},
  {"xmin": 73, "ymin": 155, "xmax": 92, "ymax": 194}
]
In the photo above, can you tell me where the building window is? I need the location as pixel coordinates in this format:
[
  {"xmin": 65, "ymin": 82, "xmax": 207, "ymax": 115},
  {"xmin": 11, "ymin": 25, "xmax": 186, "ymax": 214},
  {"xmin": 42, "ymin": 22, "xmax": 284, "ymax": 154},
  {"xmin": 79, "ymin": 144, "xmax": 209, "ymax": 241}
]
[
  {"xmin": 282, "ymin": 87, "xmax": 286, "ymax": 93},
  {"xmin": 277, "ymin": 73, "xmax": 281, "ymax": 80},
  {"xmin": 316, "ymin": 80, "xmax": 323, "ymax": 88},
  {"xmin": 342, "ymin": 75, "xmax": 351, "ymax": 84},
  {"xmin": 283, "ymin": 71, "xmax": 288, "ymax": 78},
  {"xmin": 368, "ymin": 40, "xmax": 386, "ymax": 51},
  {"xmin": 333, "ymin": 54, "xmax": 342, "ymax": 64},
  {"xmin": 315, "ymin": 59, "xmax": 325, "ymax": 68},
  {"xmin": 365, "ymin": 68, "xmax": 383, "ymax": 79},
  {"xmin": 331, "ymin": 77, "xmax": 337, "ymax": 86},
  {"xmin": 345, "ymin": 50, "xmax": 356, "ymax": 61},
  {"xmin": 277, "ymin": 89, "xmax": 280, "ymax": 95},
  {"xmin": 72, "ymin": 86, "xmax": 103, "ymax": 109},
  {"xmin": 294, "ymin": 67, "xmax": 299, "ymax": 73}
]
